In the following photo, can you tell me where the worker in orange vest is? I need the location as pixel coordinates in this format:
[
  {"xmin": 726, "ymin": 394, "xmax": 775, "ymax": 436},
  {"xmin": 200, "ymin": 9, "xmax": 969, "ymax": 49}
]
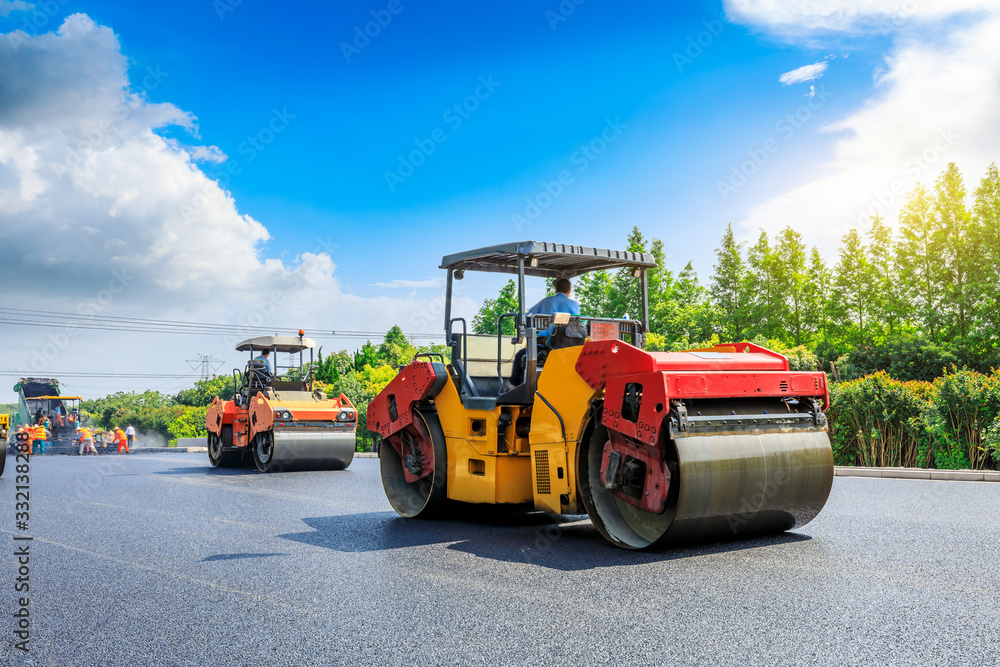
[
  {"xmin": 76, "ymin": 426, "xmax": 97, "ymax": 456},
  {"xmin": 114, "ymin": 427, "xmax": 129, "ymax": 454},
  {"xmin": 32, "ymin": 424, "xmax": 49, "ymax": 455}
]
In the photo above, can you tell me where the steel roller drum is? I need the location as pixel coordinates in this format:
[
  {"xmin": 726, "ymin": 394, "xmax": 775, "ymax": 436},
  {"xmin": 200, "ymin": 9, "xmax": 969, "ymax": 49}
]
[
  {"xmin": 586, "ymin": 427, "xmax": 833, "ymax": 549},
  {"xmin": 270, "ymin": 430, "xmax": 355, "ymax": 471},
  {"xmin": 663, "ymin": 430, "xmax": 833, "ymax": 543}
]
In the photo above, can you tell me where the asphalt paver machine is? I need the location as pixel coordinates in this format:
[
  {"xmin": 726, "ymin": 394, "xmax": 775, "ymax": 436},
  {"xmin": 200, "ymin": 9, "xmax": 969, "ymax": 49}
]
[{"xmin": 368, "ymin": 241, "xmax": 833, "ymax": 549}]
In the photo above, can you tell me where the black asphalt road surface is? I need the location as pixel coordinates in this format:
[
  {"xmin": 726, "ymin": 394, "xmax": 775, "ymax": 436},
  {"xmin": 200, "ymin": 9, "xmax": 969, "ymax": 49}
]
[{"xmin": 1, "ymin": 452, "xmax": 998, "ymax": 666}]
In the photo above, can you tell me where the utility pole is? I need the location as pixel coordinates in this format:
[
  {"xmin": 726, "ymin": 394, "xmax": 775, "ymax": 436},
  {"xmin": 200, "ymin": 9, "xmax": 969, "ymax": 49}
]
[{"xmin": 186, "ymin": 354, "xmax": 224, "ymax": 380}]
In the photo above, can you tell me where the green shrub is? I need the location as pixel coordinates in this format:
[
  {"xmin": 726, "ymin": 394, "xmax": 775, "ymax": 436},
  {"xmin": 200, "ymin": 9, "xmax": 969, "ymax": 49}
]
[
  {"xmin": 827, "ymin": 372, "xmax": 935, "ymax": 468},
  {"xmin": 837, "ymin": 335, "xmax": 1000, "ymax": 382},
  {"xmin": 167, "ymin": 406, "xmax": 209, "ymax": 446},
  {"xmin": 838, "ymin": 336, "xmax": 961, "ymax": 382},
  {"xmin": 923, "ymin": 369, "xmax": 1000, "ymax": 470},
  {"xmin": 776, "ymin": 345, "xmax": 819, "ymax": 371},
  {"xmin": 983, "ymin": 417, "xmax": 1000, "ymax": 466}
]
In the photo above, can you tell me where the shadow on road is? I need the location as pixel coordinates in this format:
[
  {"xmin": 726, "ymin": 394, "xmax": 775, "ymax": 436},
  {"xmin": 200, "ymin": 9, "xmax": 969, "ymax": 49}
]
[
  {"xmin": 201, "ymin": 552, "xmax": 288, "ymax": 562},
  {"xmin": 277, "ymin": 511, "xmax": 812, "ymax": 571},
  {"xmin": 153, "ymin": 465, "xmax": 257, "ymax": 476}
]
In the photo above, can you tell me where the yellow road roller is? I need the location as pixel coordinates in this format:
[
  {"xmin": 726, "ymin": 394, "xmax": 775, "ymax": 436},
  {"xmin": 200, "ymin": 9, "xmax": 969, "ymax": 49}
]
[{"xmin": 368, "ymin": 242, "xmax": 833, "ymax": 549}]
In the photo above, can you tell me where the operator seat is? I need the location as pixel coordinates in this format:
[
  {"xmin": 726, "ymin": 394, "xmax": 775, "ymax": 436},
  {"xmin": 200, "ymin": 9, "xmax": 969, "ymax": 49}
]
[{"xmin": 246, "ymin": 360, "xmax": 273, "ymax": 391}]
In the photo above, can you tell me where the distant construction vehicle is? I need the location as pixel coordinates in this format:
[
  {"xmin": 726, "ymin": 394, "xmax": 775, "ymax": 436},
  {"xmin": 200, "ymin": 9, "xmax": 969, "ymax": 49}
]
[
  {"xmin": 205, "ymin": 332, "xmax": 357, "ymax": 472},
  {"xmin": 9, "ymin": 378, "xmax": 84, "ymax": 453},
  {"xmin": 368, "ymin": 241, "xmax": 834, "ymax": 549}
]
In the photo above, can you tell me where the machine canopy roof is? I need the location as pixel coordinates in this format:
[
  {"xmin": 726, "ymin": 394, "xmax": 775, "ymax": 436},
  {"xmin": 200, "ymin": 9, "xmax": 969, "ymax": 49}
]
[
  {"xmin": 235, "ymin": 336, "xmax": 317, "ymax": 353},
  {"xmin": 439, "ymin": 241, "xmax": 657, "ymax": 279}
]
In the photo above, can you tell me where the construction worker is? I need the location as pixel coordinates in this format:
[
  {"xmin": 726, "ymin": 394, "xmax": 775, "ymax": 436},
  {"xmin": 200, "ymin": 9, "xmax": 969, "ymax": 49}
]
[
  {"xmin": 251, "ymin": 349, "xmax": 273, "ymax": 386},
  {"xmin": 32, "ymin": 423, "xmax": 49, "ymax": 455},
  {"xmin": 125, "ymin": 423, "xmax": 136, "ymax": 450},
  {"xmin": 53, "ymin": 404, "xmax": 64, "ymax": 427},
  {"xmin": 115, "ymin": 426, "xmax": 129, "ymax": 454},
  {"xmin": 509, "ymin": 277, "xmax": 580, "ymax": 386},
  {"xmin": 77, "ymin": 426, "xmax": 97, "ymax": 456},
  {"xmin": 15, "ymin": 426, "xmax": 30, "ymax": 455}
]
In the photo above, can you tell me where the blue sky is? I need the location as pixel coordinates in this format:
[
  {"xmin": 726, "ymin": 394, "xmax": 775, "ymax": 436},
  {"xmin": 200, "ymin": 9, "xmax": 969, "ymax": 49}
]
[
  {"xmin": 2, "ymin": 0, "xmax": 998, "ymax": 396},
  {"xmin": 35, "ymin": 0, "xmax": 876, "ymax": 280}
]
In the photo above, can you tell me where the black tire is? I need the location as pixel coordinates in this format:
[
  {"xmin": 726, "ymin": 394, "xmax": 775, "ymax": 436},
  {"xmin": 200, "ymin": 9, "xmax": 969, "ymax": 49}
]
[
  {"xmin": 0, "ymin": 445, "xmax": 6, "ymax": 477},
  {"xmin": 380, "ymin": 410, "xmax": 448, "ymax": 518},
  {"xmin": 252, "ymin": 431, "xmax": 278, "ymax": 472},
  {"xmin": 577, "ymin": 417, "xmax": 677, "ymax": 550},
  {"xmin": 208, "ymin": 426, "xmax": 241, "ymax": 468}
]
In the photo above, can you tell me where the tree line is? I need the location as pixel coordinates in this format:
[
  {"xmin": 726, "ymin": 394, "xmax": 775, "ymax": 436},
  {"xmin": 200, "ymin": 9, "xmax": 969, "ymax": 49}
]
[{"xmin": 472, "ymin": 162, "xmax": 999, "ymax": 380}]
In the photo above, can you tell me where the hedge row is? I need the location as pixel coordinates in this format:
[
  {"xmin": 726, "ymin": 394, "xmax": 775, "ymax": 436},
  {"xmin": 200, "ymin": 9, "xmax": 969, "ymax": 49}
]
[{"xmin": 827, "ymin": 369, "xmax": 1000, "ymax": 470}]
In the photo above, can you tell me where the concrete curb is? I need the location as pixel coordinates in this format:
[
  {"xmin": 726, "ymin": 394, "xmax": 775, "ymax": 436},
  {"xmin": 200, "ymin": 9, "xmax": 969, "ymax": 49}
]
[
  {"xmin": 355, "ymin": 452, "xmax": 378, "ymax": 458},
  {"xmin": 835, "ymin": 466, "xmax": 1000, "ymax": 482}
]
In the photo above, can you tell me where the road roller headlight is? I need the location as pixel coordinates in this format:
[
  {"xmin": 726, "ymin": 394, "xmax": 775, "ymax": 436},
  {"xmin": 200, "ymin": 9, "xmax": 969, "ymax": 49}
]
[
  {"xmin": 338, "ymin": 410, "xmax": 355, "ymax": 422},
  {"xmin": 273, "ymin": 409, "xmax": 293, "ymax": 421}
]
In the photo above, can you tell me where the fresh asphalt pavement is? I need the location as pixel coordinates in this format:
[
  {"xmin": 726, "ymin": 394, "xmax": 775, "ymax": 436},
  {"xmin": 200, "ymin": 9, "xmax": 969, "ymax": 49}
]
[{"xmin": 0, "ymin": 451, "xmax": 998, "ymax": 666}]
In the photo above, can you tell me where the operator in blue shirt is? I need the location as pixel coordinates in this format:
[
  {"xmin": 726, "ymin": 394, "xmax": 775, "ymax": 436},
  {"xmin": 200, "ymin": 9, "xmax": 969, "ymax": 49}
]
[
  {"xmin": 251, "ymin": 349, "xmax": 273, "ymax": 385},
  {"xmin": 510, "ymin": 278, "xmax": 580, "ymax": 386}
]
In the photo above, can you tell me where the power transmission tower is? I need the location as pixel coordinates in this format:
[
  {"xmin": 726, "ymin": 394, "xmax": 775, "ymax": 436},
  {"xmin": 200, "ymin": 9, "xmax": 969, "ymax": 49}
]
[{"xmin": 186, "ymin": 353, "xmax": 224, "ymax": 380}]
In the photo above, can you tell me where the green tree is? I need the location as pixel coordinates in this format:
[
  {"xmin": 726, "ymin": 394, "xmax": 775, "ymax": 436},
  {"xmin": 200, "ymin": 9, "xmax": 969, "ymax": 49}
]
[
  {"xmin": 175, "ymin": 376, "xmax": 235, "ymax": 407},
  {"xmin": 776, "ymin": 227, "xmax": 808, "ymax": 345},
  {"xmin": 609, "ymin": 227, "xmax": 666, "ymax": 320},
  {"xmin": 896, "ymin": 183, "xmax": 942, "ymax": 340},
  {"xmin": 829, "ymin": 229, "xmax": 875, "ymax": 347},
  {"xmin": 803, "ymin": 247, "xmax": 831, "ymax": 344},
  {"xmin": 866, "ymin": 215, "xmax": 908, "ymax": 338},
  {"xmin": 379, "ymin": 324, "xmax": 417, "ymax": 367},
  {"xmin": 974, "ymin": 162, "xmax": 1000, "ymax": 340},
  {"xmin": 472, "ymin": 279, "xmax": 519, "ymax": 335},
  {"xmin": 575, "ymin": 270, "xmax": 614, "ymax": 318},
  {"xmin": 710, "ymin": 223, "xmax": 754, "ymax": 339},
  {"xmin": 933, "ymin": 163, "xmax": 977, "ymax": 338},
  {"xmin": 314, "ymin": 348, "xmax": 354, "ymax": 385}
]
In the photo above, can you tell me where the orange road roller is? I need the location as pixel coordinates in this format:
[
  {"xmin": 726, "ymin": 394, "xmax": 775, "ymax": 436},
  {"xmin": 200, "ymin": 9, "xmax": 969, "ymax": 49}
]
[
  {"xmin": 368, "ymin": 242, "xmax": 833, "ymax": 549},
  {"xmin": 206, "ymin": 332, "xmax": 356, "ymax": 472}
]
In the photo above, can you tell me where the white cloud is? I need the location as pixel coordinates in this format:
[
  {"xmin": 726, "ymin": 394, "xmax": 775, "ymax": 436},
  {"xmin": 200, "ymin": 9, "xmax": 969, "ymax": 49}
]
[
  {"xmin": 725, "ymin": 0, "xmax": 995, "ymax": 36},
  {"xmin": 0, "ymin": 1, "xmax": 32, "ymax": 18},
  {"xmin": 779, "ymin": 61, "xmax": 828, "ymax": 85},
  {"xmin": 0, "ymin": 14, "xmax": 453, "ymax": 392},
  {"xmin": 186, "ymin": 144, "xmax": 227, "ymax": 163},
  {"xmin": 724, "ymin": 1, "xmax": 1000, "ymax": 252}
]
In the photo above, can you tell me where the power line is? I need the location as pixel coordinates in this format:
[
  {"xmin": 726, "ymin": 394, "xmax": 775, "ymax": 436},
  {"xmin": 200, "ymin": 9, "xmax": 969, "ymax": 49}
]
[
  {"xmin": 0, "ymin": 371, "xmax": 199, "ymax": 378},
  {"xmin": 0, "ymin": 307, "xmax": 443, "ymax": 340}
]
